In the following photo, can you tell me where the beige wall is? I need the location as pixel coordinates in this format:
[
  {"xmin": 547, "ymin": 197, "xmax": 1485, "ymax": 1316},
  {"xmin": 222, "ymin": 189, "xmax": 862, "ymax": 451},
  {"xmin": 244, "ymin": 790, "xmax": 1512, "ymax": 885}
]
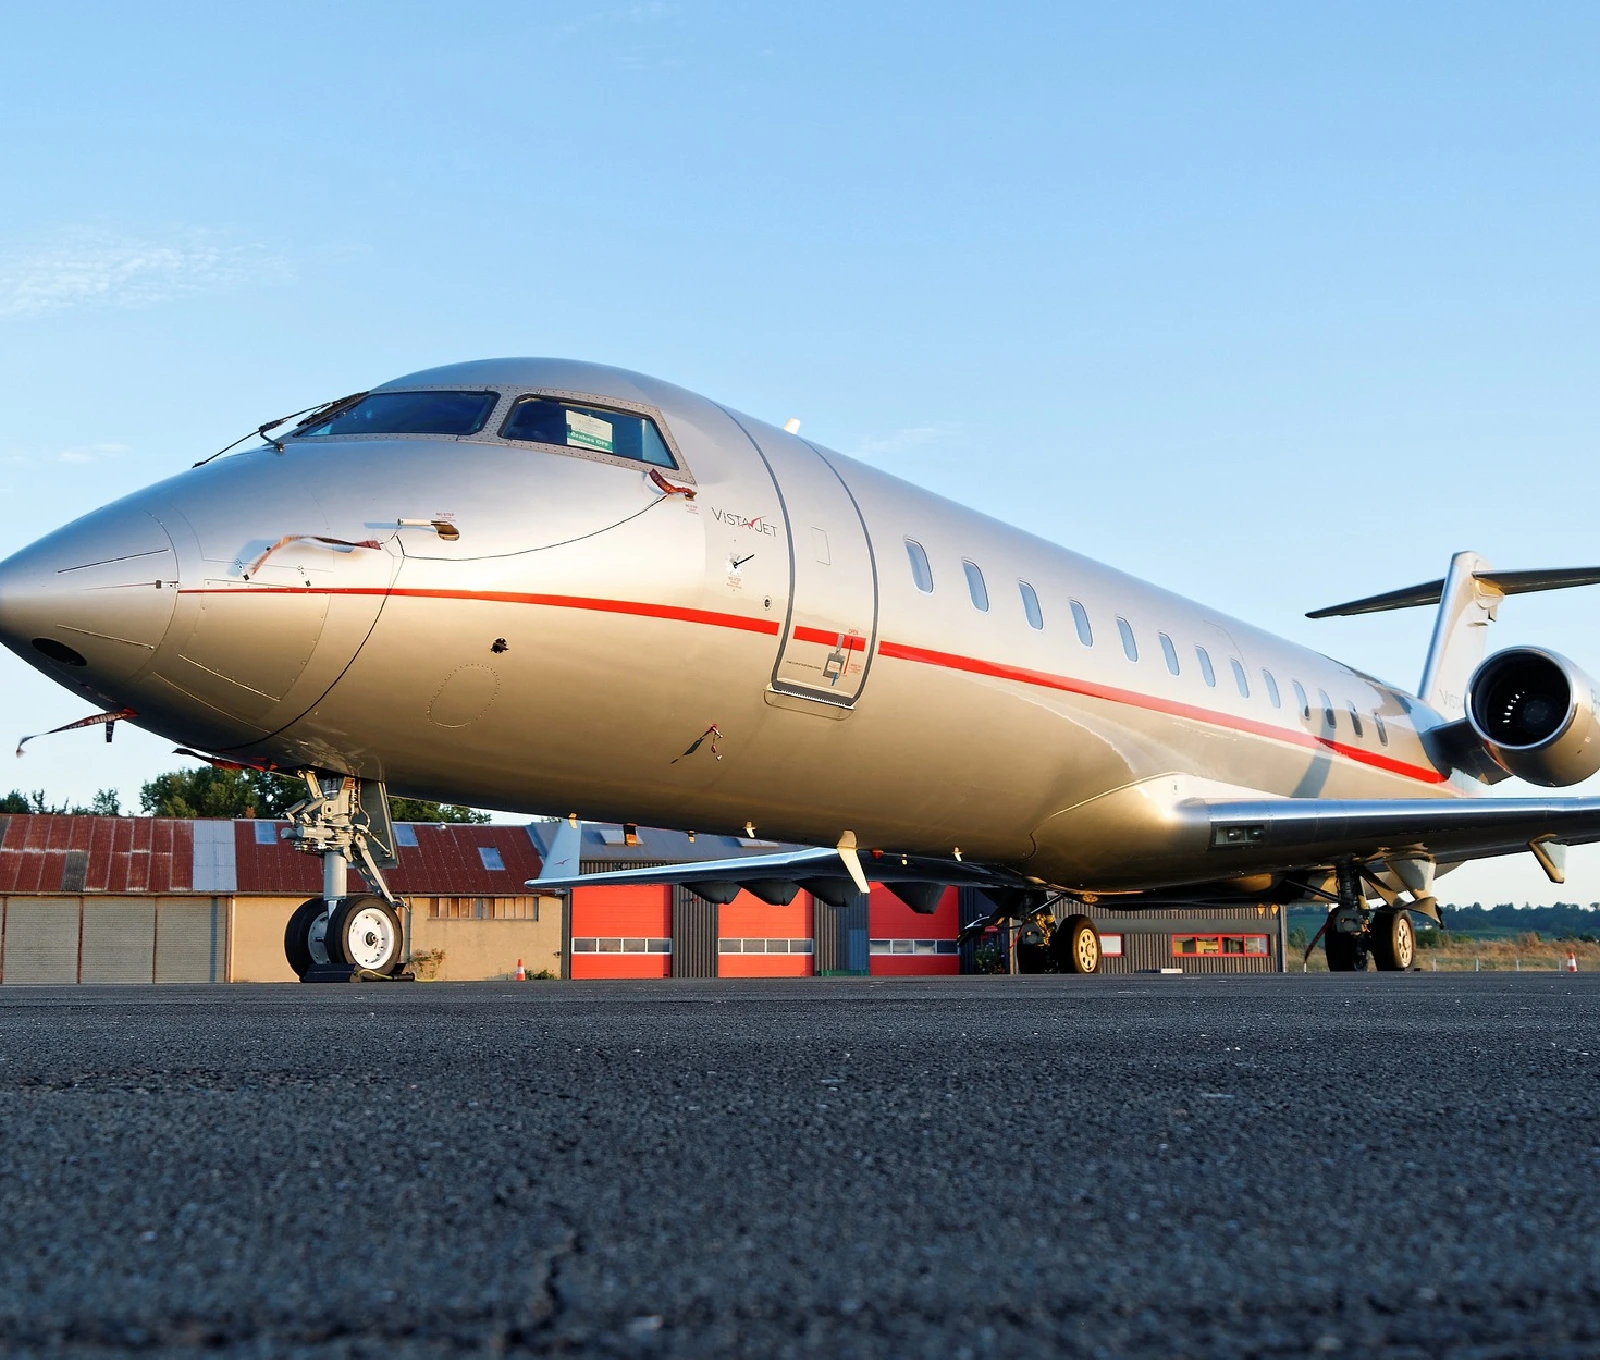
[
  {"xmin": 410, "ymin": 914, "xmax": 563, "ymax": 981},
  {"xmin": 230, "ymin": 896, "xmax": 302, "ymax": 983},
  {"xmin": 228, "ymin": 895, "xmax": 564, "ymax": 982}
]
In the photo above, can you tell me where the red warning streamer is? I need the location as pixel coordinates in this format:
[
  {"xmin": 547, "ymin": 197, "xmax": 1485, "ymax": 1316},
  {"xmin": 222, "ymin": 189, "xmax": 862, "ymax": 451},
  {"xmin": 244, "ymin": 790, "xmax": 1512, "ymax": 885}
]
[{"xmin": 16, "ymin": 708, "xmax": 136, "ymax": 757}]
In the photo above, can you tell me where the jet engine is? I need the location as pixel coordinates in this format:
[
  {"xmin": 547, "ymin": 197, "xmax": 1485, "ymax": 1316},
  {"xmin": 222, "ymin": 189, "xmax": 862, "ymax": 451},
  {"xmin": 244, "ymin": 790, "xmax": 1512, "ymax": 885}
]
[{"xmin": 1465, "ymin": 647, "xmax": 1600, "ymax": 786}]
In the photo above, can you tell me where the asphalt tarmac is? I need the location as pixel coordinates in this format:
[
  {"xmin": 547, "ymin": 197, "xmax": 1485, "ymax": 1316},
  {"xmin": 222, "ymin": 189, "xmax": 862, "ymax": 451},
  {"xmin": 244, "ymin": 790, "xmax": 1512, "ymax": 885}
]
[{"xmin": 1, "ymin": 973, "xmax": 1597, "ymax": 1359}]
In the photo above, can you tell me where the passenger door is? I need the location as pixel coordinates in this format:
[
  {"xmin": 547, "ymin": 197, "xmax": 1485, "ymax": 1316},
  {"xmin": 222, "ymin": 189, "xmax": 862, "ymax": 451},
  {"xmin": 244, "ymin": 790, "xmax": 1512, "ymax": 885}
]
[{"xmin": 750, "ymin": 429, "xmax": 879, "ymax": 707}]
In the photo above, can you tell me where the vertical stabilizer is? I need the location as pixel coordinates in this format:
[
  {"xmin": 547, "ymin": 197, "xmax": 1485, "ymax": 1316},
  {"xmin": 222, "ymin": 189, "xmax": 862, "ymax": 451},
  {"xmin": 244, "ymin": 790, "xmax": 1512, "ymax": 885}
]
[{"xmin": 1418, "ymin": 552, "xmax": 1501, "ymax": 719}]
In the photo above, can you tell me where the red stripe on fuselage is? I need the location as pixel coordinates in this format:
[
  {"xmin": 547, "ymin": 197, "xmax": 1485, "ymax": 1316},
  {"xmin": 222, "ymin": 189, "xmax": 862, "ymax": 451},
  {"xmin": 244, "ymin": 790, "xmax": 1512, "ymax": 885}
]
[
  {"xmin": 876, "ymin": 639, "xmax": 1446, "ymax": 784},
  {"xmin": 791, "ymin": 626, "xmax": 868, "ymax": 650},
  {"xmin": 180, "ymin": 586, "xmax": 783, "ymax": 636},
  {"xmin": 178, "ymin": 585, "xmax": 1445, "ymax": 784}
]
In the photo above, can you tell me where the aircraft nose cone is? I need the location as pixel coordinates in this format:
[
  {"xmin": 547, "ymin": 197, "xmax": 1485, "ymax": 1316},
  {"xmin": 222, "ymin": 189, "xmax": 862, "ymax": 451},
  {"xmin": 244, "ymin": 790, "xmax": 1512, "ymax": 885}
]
[{"xmin": 0, "ymin": 503, "xmax": 180, "ymax": 685}]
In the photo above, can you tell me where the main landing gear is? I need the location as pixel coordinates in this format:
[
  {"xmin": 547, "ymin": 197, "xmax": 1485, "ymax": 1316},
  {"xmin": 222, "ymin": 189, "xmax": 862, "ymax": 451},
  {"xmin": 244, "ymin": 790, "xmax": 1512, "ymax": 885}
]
[
  {"xmin": 1321, "ymin": 862, "xmax": 1423, "ymax": 973},
  {"xmin": 280, "ymin": 774, "xmax": 408, "ymax": 980},
  {"xmin": 968, "ymin": 895, "xmax": 1103, "ymax": 974}
]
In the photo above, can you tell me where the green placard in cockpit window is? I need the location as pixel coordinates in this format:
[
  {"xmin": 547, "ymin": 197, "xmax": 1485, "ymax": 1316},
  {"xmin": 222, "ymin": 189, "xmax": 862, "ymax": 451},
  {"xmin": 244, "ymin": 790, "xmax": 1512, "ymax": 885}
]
[{"xmin": 565, "ymin": 409, "xmax": 614, "ymax": 454}]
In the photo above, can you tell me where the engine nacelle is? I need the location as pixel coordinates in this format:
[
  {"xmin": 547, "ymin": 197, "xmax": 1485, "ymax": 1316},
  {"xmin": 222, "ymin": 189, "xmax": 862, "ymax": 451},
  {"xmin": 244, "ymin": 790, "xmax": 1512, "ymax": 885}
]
[{"xmin": 1465, "ymin": 647, "xmax": 1600, "ymax": 787}]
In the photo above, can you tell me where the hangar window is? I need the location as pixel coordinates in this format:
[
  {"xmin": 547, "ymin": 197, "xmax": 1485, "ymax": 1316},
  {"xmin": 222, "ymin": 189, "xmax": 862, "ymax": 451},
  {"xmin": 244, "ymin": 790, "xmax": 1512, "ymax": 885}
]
[
  {"xmin": 296, "ymin": 390, "xmax": 500, "ymax": 437},
  {"xmin": 905, "ymin": 539, "xmax": 934, "ymax": 593},
  {"xmin": 1318, "ymin": 689, "xmax": 1337, "ymax": 729},
  {"xmin": 1117, "ymin": 617, "xmax": 1138, "ymax": 662},
  {"xmin": 1172, "ymin": 934, "xmax": 1269, "ymax": 957},
  {"xmin": 869, "ymin": 938, "xmax": 960, "ymax": 955},
  {"xmin": 1019, "ymin": 581, "xmax": 1044, "ymax": 630},
  {"xmin": 1374, "ymin": 712, "xmax": 1389, "ymax": 746},
  {"xmin": 1159, "ymin": 633, "xmax": 1180, "ymax": 675},
  {"xmin": 1070, "ymin": 600, "xmax": 1093, "ymax": 647},
  {"xmin": 394, "ymin": 823, "xmax": 419, "ymax": 848},
  {"xmin": 430, "ymin": 896, "xmax": 542, "ymax": 920},
  {"xmin": 253, "ymin": 821, "xmax": 279, "ymax": 846},
  {"xmin": 571, "ymin": 937, "xmax": 672, "ymax": 952},
  {"xmin": 962, "ymin": 560, "xmax": 990, "ymax": 612},
  {"xmin": 1292, "ymin": 680, "xmax": 1311, "ymax": 721},
  {"xmin": 718, "ymin": 938, "xmax": 815, "ymax": 954},
  {"xmin": 478, "ymin": 846, "xmax": 505, "ymax": 871},
  {"xmin": 1347, "ymin": 703, "xmax": 1364, "ymax": 738},
  {"xmin": 1195, "ymin": 646, "xmax": 1216, "ymax": 687},
  {"xmin": 1262, "ymin": 670, "xmax": 1281, "ymax": 708},
  {"xmin": 501, "ymin": 396, "xmax": 675, "ymax": 467},
  {"xmin": 1230, "ymin": 658, "xmax": 1250, "ymax": 698}
]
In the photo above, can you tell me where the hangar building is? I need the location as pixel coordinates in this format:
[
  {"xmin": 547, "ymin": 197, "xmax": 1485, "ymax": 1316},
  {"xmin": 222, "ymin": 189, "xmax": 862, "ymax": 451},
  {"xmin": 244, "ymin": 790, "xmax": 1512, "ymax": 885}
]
[{"xmin": 0, "ymin": 815, "xmax": 1285, "ymax": 983}]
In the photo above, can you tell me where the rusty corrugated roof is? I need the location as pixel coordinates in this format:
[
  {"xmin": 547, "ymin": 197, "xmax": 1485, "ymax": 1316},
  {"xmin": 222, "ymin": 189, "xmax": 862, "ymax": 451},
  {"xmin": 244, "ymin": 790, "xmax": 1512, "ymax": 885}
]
[
  {"xmin": 0, "ymin": 815, "xmax": 193, "ymax": 894},
  {"xmin": 0, "ymin": 815, "xmax": 542, "ymax": 897}
]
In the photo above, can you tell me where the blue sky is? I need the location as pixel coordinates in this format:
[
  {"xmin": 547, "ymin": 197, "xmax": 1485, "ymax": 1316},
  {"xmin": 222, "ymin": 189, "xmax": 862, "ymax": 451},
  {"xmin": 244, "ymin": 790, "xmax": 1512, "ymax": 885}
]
[{"xmin": 2, "ymin": 2, "xmax": 1598, "ymax": 907}]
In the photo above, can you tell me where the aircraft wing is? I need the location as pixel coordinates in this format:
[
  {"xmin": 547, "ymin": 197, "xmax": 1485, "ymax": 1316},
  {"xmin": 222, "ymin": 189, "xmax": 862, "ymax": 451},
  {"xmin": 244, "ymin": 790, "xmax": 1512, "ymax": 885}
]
[{"xmin": 1203, "ymin": 795, "xmax": 1600, "ymax": 870}]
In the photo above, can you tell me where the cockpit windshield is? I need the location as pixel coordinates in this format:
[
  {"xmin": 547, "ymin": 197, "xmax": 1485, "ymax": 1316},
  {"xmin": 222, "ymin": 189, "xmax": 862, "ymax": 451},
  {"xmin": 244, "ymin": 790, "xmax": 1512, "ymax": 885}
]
[
  {"xmin": 296, "ymin": 390, "xmax": 500, "ymax": 438},
  {"xmin": 500, "ymin": 396, "xmax": 676, "ymax": 468}
]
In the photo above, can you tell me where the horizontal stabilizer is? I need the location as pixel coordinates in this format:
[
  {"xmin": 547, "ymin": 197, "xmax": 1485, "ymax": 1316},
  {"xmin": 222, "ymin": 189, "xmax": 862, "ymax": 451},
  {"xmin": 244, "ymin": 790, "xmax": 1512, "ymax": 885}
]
[{"xmin": 1308, "ymin": 565, "xmax": 1600, "ymax": 618}]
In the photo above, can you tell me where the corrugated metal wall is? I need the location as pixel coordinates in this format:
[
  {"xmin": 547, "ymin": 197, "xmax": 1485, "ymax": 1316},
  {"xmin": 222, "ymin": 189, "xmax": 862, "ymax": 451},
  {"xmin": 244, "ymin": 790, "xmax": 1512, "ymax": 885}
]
[
  {"xmin": 0, "ymin": 896, "xmax": 227, "ymax": 984},
  {"xmin": 814, "ymin": 894, "xmax": 869, "ymax": 974},
  {"xmin": 672, "ymin": 887, "xmax": 717, "ymax": 978}
]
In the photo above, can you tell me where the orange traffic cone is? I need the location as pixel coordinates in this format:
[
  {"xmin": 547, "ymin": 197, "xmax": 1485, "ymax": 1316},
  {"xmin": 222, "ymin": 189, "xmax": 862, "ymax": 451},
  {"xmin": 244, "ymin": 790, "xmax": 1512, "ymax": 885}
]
[
  {"xmin": 515, "ymin": 958, "xmax": 527, "ymax": 981},
  {"xmin": 1566, "ymin": 951, "xmax": 1578, "ymax": 974}
]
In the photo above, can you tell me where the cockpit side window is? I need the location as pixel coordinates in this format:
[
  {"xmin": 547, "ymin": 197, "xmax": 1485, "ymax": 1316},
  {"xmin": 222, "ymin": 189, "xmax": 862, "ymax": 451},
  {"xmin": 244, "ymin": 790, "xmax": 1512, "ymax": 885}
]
[
  {"xmin": 297, "ymin": 390, "xmax": 500, "ymax": 438},
  {"xmin": 500, "ymin": 396, "xmax": 676, "ymax": 468}
]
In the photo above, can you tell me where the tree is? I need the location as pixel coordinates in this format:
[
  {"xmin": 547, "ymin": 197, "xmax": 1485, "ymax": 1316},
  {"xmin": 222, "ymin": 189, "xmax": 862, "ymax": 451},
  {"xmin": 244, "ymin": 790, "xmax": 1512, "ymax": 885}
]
[
  {"xmin": 389, "ymin": 797, "xmax": 489, "ymax": 824},
  {"xmin": 139, "ymin": 768, "xmax": 298, "ymax": 818},
  {"xmin": 1, "ymin": 788, "xmax": 123, "ymax": 814},
  {"xmin": 138, "ymin": 767, "xmax": 489, "ymax": 823}
]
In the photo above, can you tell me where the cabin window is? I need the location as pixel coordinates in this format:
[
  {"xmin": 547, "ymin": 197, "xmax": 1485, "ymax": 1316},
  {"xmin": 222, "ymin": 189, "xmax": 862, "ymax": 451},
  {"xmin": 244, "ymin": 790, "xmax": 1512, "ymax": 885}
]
[
  {"xmin": 1292, "ymin": 680, "xmax": 1310, "ymax": 721},
  {"xmin": 1230, "ymin": 658, "xmax": 1250, "ymax": 698},
  {"xmin": 1319, "ymin": 689, "xmax": 1337, "ymax": 729},
  {"xmin": 1262, "ymin": 670, "xmax": 1281, "ymax": 708},
  {"xmin": 500, "ymin": 396, "xmax": 675, "ymax": 467},
  {"xmin": 1374, "ymin": 712, "xmax": 1389, "ymax": 746},
  {"xmin": 963, "ymin": 560, "xmax": 990, "ymax": 612},
  {"xmin": 905, "ymin": 539, "xmax": 934, "ymax": 593},
  {"xmin": 1159, "ymin": 633, "xmax": 1180, "ymax": 675},
  {"xmin": 1115, "ymin": 617, "xmax": 1137, "ymax": 661},
  {"xmin": 297, "ymin": 390, "xmax": 500, "ymax": 438},
  {"xmin": 1019, "ymin": 581, "xmax": 1044, "ymax": 630},
  {"xmin": 1196, "ymin": 646, "xmax": 1216, "ymax": 687},
  {"xmin": 1070, "ymin": 600, "xmax": 1093, "ymax": 647},
  {"xmin": 1347, "ymin": 703, "xmax": 1364, "ymax": 738}
]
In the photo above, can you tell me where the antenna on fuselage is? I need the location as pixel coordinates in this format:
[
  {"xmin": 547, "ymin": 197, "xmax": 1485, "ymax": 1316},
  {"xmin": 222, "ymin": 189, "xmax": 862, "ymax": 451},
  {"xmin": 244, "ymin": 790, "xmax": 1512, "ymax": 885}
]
[{"xmin": 783, "ymin": 417, "xmax": 801, "ymax": 434}]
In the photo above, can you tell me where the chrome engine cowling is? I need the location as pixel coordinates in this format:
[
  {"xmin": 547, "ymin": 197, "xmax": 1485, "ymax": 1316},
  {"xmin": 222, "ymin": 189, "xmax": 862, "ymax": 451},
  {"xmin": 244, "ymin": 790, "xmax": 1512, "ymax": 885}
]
[{"xmin": 1466, "ymin": 647, "xmax": 1600, "ymax": 787}]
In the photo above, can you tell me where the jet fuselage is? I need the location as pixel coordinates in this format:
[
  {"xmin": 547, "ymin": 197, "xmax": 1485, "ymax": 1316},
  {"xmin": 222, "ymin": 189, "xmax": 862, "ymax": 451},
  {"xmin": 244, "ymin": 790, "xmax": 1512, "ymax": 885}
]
[{"xmin": 0, "ymin": 358, "xmax": 1460, "ymax": 891}]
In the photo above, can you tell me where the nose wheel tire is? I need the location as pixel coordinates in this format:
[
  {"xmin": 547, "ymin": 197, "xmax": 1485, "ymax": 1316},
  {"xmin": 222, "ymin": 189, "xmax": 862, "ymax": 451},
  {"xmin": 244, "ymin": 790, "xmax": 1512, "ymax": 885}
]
[
  {"xmin": 1370, "ymin": 908, "xmax": 1417, "ymax": 972},
  {"xmin": 1051, "ymin": 914, "xmax": 1102, "ymax": 974},
  {"xmin": 284, "ymin": 897, "xmax": 332, "ymax": 979},
  {"xmin": 327, "ymin": 895, "xmax": 405, "ymax": 975}
]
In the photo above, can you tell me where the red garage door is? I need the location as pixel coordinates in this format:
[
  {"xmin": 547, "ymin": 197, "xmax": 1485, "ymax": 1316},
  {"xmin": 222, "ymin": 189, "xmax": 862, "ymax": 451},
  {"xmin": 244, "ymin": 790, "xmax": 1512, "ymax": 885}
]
[
  {"xmin": 868, "ymin": 884, "xmax": 959, "ymax": 975},
  {"xmin": 718, "ymin": 891, "xmax": 813, "ymax": 978},
  {"xmin": 569, "ymin": 885, "xmax": 671, "ymax": 979}
]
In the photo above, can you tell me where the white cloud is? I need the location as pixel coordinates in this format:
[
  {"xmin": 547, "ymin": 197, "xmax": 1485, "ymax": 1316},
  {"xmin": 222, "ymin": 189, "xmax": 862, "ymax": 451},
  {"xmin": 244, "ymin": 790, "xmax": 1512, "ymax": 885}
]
[
  {"xmin": 56, "ymin": 442, "xmax": 130, "ymax": 465},
  {"xmin": 848, "ymin": 423, "xmax": 957, "ymax": 459},
  {"xmin": 0, "ymin": 229, "xmax": 291, "ymax": 319}
]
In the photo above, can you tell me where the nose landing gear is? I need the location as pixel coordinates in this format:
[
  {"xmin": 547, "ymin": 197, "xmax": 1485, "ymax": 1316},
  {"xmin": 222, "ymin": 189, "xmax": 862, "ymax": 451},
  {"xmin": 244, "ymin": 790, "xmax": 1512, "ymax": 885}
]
[{"xmin": 280, "ymin": 774, "xmax": 409, "ymax": 980}]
